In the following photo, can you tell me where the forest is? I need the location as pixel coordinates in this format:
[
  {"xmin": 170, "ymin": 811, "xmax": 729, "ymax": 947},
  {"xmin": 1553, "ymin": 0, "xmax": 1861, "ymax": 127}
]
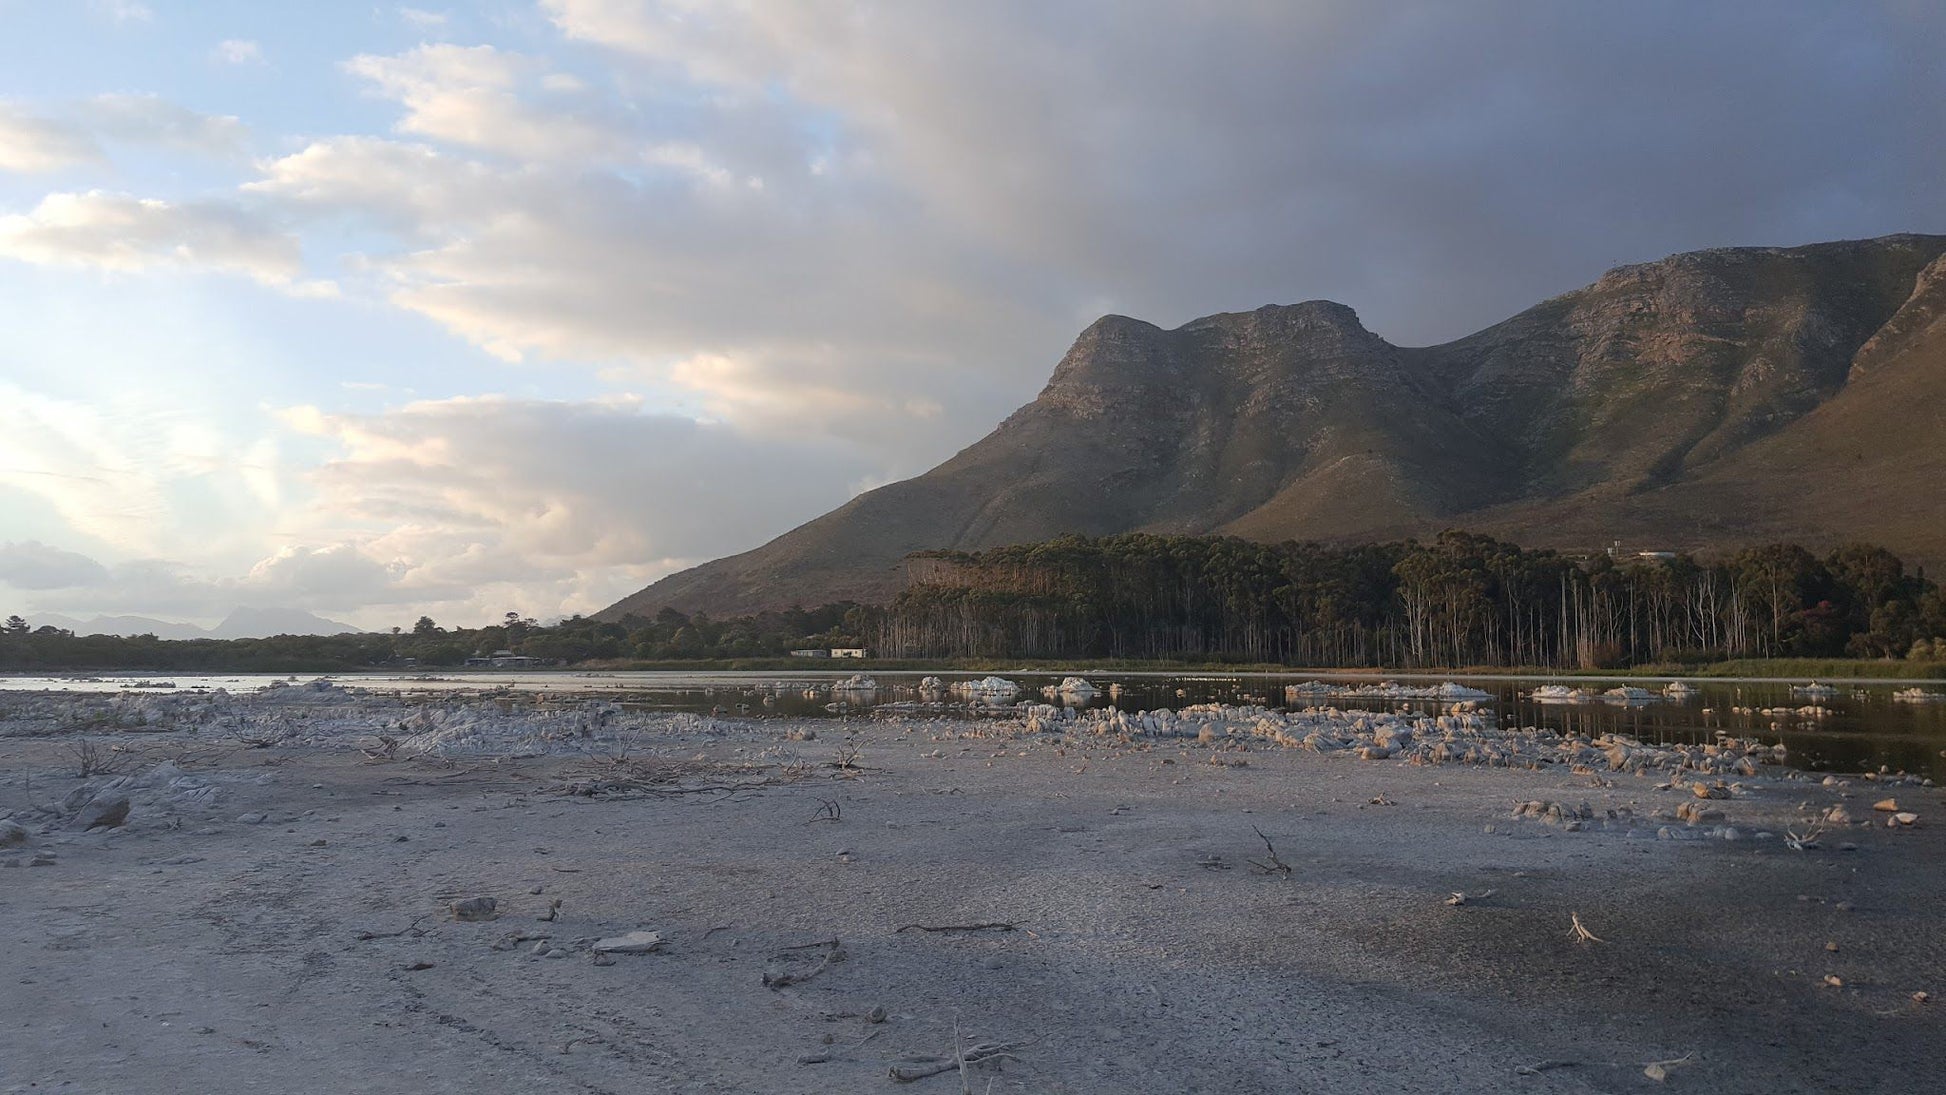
[
  {"xmin": 0, "ymin": 603, "xmax": 869, "ymax": 672},
  {"xmin": 876, "ymin": 532, "xmax": 1946, "ymax": 668},
  {"xmin": 6, "ymin": 532, "xmax": 1944, "ymax": 672}
]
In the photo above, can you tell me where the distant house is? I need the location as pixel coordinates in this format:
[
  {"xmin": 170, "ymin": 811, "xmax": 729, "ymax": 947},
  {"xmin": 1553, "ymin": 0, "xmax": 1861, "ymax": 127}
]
[
  {"xmin": 1637, "ymin": 551, "xmax": 1678, "ymax": 561},
  {"xmin": 830, "ymin": 648, "xmax": 868, "ymax": 659},
  {"xmin": 790, "ymin": 648, "xmax": 831, "ymax": 658},
  {"xmin": 466, "ymin": 649, "xmax": 540, "ymax": 668}
]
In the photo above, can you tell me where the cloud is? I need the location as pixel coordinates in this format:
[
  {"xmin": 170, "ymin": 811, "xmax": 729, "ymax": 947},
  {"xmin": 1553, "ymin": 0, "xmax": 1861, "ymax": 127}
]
[
  {"xmin": 0, "ymin": 103, "xmax": 102, "ymax": 173},
  {"xmin": 88, "ymin": 0, "xmax": 152, "ymax": 25},
  {"xmin": 0, "ymin": 542, "xmax": 110, "ymax": 590},
  {"xmin": 399, "ymin": 7, "xmax": 449, "ymax": 28},
  {"xmin": 344, "ymin": 43, "xmax": 625, "ymax": 162},
  {"xmin": 0, "ymin": 95, "xmax": 245, "ymax": 173},
  {"xmin": 542, "ymin": 0, "xmax": 1946, "ymax": 344},
  {"xmin": 0, "ymin": 190, "xmax": 329, "ymax": 294},
  {"xmin": 213, "ymin": 39, "xmax": 265, "ymax": 66},
  {"xmin": 78, "ymin": 94, "xmax": 248, "ymax": 158}
]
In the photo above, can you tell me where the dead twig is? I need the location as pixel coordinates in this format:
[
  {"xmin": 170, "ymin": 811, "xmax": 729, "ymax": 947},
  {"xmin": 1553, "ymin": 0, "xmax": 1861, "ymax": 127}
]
[
  {"xmin": 1514, "ymin": 1060, "xmax": 1576, "ymax": 1076},
  {"xmin": 1643, "ymin": 1052, "xmax": 1694, "ymax": 1082},
  {"xmin": 1785, "ymin": 824, "xmax": 1824, "ymax": 851},
  {"xmin": 354, "ymin": 916, "xmax": 429, "ymax": 941},
  {"xmin": 1446, "ymin": 889, "xmax": 1496, "ymax": 906},
  {"xmin": 63, "ymin": 739, "xmax": 136, "ymax": 778},
  {"xmin": 1567, "ymin": 911, "xmax": 1605, "ymax": 944},
  {"xmin": 806, "ymin": 798, "xmax": 842, "ymax": 824},
  {"xmin": 1246, "ymin": 826, "xmax": 1292, "ymax": 876},
  {"xmin": 763, "ymin": 938, "xmax": 845, "ymax": 989},
  {"xmin": 359, "ymin": 735, "xmax": 401, "ymax": 762},
  {"xmin": 887, "ymin": 1035, "xmax": 1030, "ymax": 1084},
  {"xmin": 894, "ymin": 922, "xmax": 1016, "ymax": 934}
]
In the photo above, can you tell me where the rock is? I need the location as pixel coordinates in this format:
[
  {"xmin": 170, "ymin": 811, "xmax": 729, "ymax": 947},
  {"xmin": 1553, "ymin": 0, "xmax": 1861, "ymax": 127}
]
[
  {"xmin": 591, "ymin": 952, "xmax": 615, "ymax": 966},
  {"xmin": 0, "ymin": 820, "xmax": 28, "ymax": 848},
  {"xmin": 237, "ymin": 812, "xmax": 267, "ymax": 825},
  {"xmin": 451, "ymin": 896, "xmax": 499, "ymax": 922},
  {"xmin": 592, "ymin": 930, "xmax": 663, "ymax": 954},
  {"xmin": 544, "ymin": 948, "xmax": 569, "ymax": 959},
  {"xmin": 30, "ymin": 854, "xmax": 57, "ymax": 867},
  {"xmin": 1893, "ymin": 812, "xmax": 1918, "ymax": 826},
  {"xmin": 70, "ymin": 795, "xmax": 130, "ymax": 832},
  {"xmin": 1691, "ymin": 783, "xmax": 1730, "ymax": 800},
  {"xmin": 1823, "ymin": 805, "xmax": 1852, "ymax": 825},
  {"xmin": 1873, "ymin": 798, "xmax": 1900, "ymax": 812}
]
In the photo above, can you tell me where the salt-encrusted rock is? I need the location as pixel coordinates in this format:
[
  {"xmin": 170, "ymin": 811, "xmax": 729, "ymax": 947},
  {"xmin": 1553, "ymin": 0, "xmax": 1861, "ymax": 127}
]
[
  {"xmin": 70, "ymin": 795, "xmax": 130, "ymax": 831},
  {"xmin": 451, "ymin": 897, "xmax": 499, "ymax": 922},
  {"xmin": 1873, "ymin": 798, "xmax": 1900, "ymax": 812},
  {"xmin": 592, "ymin": 930, "xmax": 663, "ymax": 954},
  {"xmin": 1824, "ymin": 805, "xmax": 1853, "ymax": 825}
]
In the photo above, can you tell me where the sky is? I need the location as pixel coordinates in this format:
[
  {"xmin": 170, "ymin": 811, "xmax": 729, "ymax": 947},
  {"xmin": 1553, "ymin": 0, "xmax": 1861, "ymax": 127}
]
[{"xmin": 1, "ymin": 1, "xmax": 1942, "ymax": 632}]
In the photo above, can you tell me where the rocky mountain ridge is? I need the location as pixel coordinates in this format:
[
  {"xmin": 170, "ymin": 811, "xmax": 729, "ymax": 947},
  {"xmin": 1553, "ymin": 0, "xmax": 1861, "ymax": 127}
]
[{"xmin": 601, "ymin": 233, "xmax": 1946, "ymax": 619}]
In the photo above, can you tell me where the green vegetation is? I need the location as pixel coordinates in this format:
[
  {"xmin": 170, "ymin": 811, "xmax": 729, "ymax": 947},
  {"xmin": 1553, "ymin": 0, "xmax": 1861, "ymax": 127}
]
[
  {"xmin": 0, "ymin": 604, "xmax": 871, "ymax": 673},
  {"xmin": 7, "ymin": 532, "xmax": 1944, "ymax": 676},
  {"xmin": 879, "ymin": 532, "xmax": 1946, "ymax": 670}
]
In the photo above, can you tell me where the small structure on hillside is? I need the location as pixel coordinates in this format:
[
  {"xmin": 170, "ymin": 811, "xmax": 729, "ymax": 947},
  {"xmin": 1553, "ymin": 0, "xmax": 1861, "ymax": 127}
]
[
  {"xmin": 466, "ymin": 649, "xmax": 539, "ymax": 668},
  {"xmin": 790, "ymin": 648, "xmax": 831, "ymax": 658},
  {"xmin": 831, "ymin": 647, "xmax": 869, "ymax": 658}
]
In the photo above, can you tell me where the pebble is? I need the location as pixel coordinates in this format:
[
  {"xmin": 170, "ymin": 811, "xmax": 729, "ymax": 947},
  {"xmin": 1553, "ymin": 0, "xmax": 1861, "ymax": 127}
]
[
  {"xmin": 237, "ymin": 813, "xmax": 267, "ymax": 825},
  {"xmin": 592, "ymin": 930, "xmax": 664, "ymax": 954},
  {"xmin": 0, "ymin": 820, "xmax": 28, "ymax": 848},
  {"xmin": 544, "ymin": 948, "xmax": 569, "ymax": 959}
]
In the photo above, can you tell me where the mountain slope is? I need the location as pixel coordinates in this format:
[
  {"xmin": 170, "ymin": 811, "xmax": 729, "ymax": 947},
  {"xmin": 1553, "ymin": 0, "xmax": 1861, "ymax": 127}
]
[{"xmin": 601, "ymin": 233, "xmax": 1946, "ymax": 619}]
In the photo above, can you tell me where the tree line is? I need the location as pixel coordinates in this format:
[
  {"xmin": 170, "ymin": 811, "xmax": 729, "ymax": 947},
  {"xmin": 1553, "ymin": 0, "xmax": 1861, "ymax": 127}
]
[
  {"xmin": 0, "ymin": 603, "xmax": 869, "ymax": 672},
  {"xmin": 875, "ymin": 531, "xmax": 1946, "ymax": 668},
  {"xmin": 8, "ymin": 531, "xmax": 1943, "ymax": 671}
]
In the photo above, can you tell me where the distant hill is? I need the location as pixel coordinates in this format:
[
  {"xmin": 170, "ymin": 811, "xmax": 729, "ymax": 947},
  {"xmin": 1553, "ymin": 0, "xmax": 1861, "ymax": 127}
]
[
  {"xmin": 31, "ymin": 608, "xmax": 362, "ymax": 640},
  {"xmin": 600, "ymin": 233, "xmax": 1946, "ymax": 619}
]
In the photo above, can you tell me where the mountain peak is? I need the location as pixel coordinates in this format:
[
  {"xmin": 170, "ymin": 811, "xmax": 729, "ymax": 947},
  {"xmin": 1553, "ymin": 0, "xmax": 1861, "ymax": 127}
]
[{"xmin": 599, "ymin": 231, "xmax": 1946, "ymax": 620}]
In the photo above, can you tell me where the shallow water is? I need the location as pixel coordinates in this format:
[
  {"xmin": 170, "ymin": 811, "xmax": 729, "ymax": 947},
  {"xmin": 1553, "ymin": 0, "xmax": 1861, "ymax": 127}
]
[{"xmin": 5, "ymin": 668, "xmax": 1944, "ymax": 779}]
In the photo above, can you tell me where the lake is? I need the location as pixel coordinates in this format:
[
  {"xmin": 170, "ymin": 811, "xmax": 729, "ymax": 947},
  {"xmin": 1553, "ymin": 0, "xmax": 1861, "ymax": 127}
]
[{"xmin": 5, "ymin": 668, "xmax": 1943, "ymax": 780}]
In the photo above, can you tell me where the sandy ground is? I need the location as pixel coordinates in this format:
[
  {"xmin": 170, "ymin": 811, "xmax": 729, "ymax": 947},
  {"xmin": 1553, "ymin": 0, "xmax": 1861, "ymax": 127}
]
[{"xmin": 2, "ymin": 701, "xmax": 1941, "ymax": 1094}]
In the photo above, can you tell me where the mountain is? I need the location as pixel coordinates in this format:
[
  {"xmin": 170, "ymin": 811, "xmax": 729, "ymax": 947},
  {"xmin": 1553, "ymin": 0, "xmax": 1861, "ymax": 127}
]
[
  {"xmin": 29, "ymin": 614, "xmax": 210, "ymax": 640},
  {"xmin": 30, "ymin": 608, "xmax": 363, "ymax": 639},
  {"xmin": 205, "ymin": 607, "xmax": 363, "ymax": 639},
  {"xmin": 600, "ymin": 233, "xmax": 1946, "ymax": 619}
]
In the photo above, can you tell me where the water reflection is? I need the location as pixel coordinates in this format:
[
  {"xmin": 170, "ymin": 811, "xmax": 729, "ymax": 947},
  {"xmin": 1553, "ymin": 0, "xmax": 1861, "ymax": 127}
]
[{"xmin": 3, "ymin": 669, "xmax": 1942, "ymax": 780}]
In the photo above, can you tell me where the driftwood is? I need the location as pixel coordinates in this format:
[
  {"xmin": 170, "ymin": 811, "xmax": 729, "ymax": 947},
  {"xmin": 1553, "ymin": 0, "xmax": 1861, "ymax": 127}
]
[
  {"xmin": 1568, "ymin": 912, "xmax": 1605, "ymax": 944},
  {"xmin": 895, "ymin": 922, "xmax": 1016, "ymax": 934},
  {"xmin": 763, "ymin": 938, "xmax": 845, "ymax": 989},
  {"xmin": 887, "ymin": 1037, "xmax": 1029, "ymax": 1084}
]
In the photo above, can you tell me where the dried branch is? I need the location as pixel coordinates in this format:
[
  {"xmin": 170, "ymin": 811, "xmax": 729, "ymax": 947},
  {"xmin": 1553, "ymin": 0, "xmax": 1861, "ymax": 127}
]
[
  {"xmin": 1246, "ymin": 826, "xmax": 1292, "ymax": 876},
  {"xmin": 894, "ymin": 922, "xmax": 1016, "ymax": 934},
  {"xmin": 887, "ymin": 1038, "xmax": 1029, "ymax": 1084},
  {"xmin": 763, "ymin": 938, "xmax": 845, "ymax": 989},
  {"xmin": 1567, "ymin": 911, "xmax": 1605, "ymax": 944}
]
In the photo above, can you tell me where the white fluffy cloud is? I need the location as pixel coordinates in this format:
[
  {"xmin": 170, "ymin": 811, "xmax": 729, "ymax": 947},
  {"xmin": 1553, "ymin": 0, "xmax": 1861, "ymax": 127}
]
[
  {"xmin": 0, "ymin": 103, "xmax": 102, "ymax": 173},
  {"xmin": 0, "ymin": 190, "xmax": 326, "ymax": 293},
  {"xmin": 214, "ymin": 39, "xmax": 265, "ymax": 66},
  {"xmin": 7, "ymin": 1, "xmax": 1946, "ymax": 627}
]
